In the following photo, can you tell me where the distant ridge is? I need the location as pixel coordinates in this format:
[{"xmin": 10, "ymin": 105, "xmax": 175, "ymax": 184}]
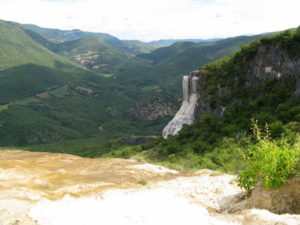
[{"xmin": 148, "ymin": 38, "xmax": 223, "ymax": 46}]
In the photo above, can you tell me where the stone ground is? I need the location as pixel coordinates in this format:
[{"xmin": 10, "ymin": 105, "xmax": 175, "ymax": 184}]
[{"xmin": 0, "ymin": 150, "xmax": 299, "ymax": 225}]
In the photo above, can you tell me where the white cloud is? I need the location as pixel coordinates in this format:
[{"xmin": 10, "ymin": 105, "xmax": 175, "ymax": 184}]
[{"xmin": 0, "ymin": 0, "xmax": 299, "ymax": 41}]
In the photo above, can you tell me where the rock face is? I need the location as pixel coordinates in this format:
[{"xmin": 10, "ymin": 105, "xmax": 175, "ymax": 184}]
[
  {"xmin": 229, "ymin": 176, "xmax": 300, "ymax": 214},
  {"xmin": 245, "ymin": 45, "xmax": 300, "ymax": 83},
  {"xmin": 244, "ymin": 45, "xmax": 300, "ymax": 96},
  {"xmin": 162, "ymin": 71, "xmax": 200, "ymax": 138},
  {"xmin": 162, "ymin": 44, "xmax": 300, "ymax": 138}
]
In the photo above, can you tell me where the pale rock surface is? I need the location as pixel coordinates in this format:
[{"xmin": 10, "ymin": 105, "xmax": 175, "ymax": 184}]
[
  {"xmin": 128, "ymin": 163, "xmax": 178, "ymax": 174},
  {"xmin": 0, "ymin": 150, "xmax": 299, "ymax": 225},
  {"xmin": 29, "ymin": 171, "xmax": 300, "ymax": 225},
  {"xmin": 228, "ymin": 176, "xmax": 300, "ymax": 214},
  {"xmin": 162, "ymin": 72, "xmax": 199, "ymax": 138}
]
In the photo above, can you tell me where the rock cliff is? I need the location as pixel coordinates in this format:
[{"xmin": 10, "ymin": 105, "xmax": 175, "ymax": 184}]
[{"xmin": 163, "ymin": 31, "xmax": 300, "ymax": 138}]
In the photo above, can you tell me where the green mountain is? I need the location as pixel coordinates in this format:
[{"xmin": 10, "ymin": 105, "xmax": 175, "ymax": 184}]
[
  {"xmin": 121, "ymin": 40, "xmax": 160, "ymax": 54},
  {"xmin": 0, "ymin": 20, "xmax": 83, "ymax": 104},
  {"xmin": 130, "ymin": 28, "xmax": 300, "ymax": 172},
  {"xmin": 138, "ymin": 35, "xmax": 263, "ymax": 65},
  {"xmin": 24, "ymin": 24, "xmax": 158, "ymax": 54},
  {"xmin": 138, "ymin": 41, "xmax": 199, "ymax": 64},
  {"xmin": 0, "ymin": 21, "xmax": 73, "ymax": 70},
  {"xmin": 52, "ymin": 36, "xmax": 150, "ymax": 74},
  {"xmin": 117, "ymin": 35, "xmax": 266, "ymax": 97},
  {"xmin": 148, "ymin": 38, "xmax": 223, "ymax": 46},
  {"xmin": 0, "ymin": 21, "xmax": 141, "ymax": 147},
  {"xmin": 105, "ymin": 29, "xmax": 300, "ymax": 194},
  {"xmin": 24, "ymin": 24, "xmax": 123, "ymax": 46},
  {"xmin": 24, "ymin": 24, "xmax": 223, "ymax": 53},
  {"xmin": 0, "ymin": 19, "xmax": 283, "ymax": 156},
  {"xmin": 0, "ymin": 20, "xmax": 176, "ymax": 150}
]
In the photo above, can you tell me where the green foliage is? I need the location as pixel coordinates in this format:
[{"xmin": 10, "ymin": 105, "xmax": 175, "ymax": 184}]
[
  {"xmin": 130, "ymin": 29, "xmax": 300, "ymax": 174},
  {"xmin": 24, "ymin": 23, "xmax": 159, "ymax": 54},
  {"xmin": 1, "ymin": 19, "xmax": 299, "ymax": 171},
  {"xmin": 25, "ymin": 137, "xmax": 109, "ymax": 157},
  {"xmin": 269, "ymin": 121, "xmax": 285, "ymax": 138},
  {"xmin": 238, "ymin": 120, "xmax": 300, "ymax": 191},
  {"xmin": 192, "ymin": 140, "xmax": 211, "ymax": 154},
  {"xmin": 1, "ymin": 20, "xmax": 264, "ymax": 148},
  {"xmin": 138, "ymin": 179, "xmax": 147, "ymax": 185},
  {"xmin": 239, "ymin": 40, "xmax": 260, "ymax": 60},
  {"xmin": 260, "ymin": 28, "xmax": 300, "ymax": 57},
  {"xmin": 138, "ymin": 41, "xmax": 198, "ymax": 64},
  {"xmin": 53, "ymin": 36, "xmax": 148, "ymax": 74},
  {"xmin": 0, "ymin": 22, "xmax": 75, "ymax": 70},
  {"xmin": 141, "ymin": 137, "xmax": 162, "ymax": 150},
  {"xmin": 104, "ymin": 145, "xmax": 143, "ymax": 159}
]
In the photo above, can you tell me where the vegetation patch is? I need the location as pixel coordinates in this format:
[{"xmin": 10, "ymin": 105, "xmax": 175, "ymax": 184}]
[
  {"xmin": 238, "ymin": 120, "xmax": 299, "ymax": 191},
  {"xmin": 116, "ymin": 29, "xmax": 300, "ymax": 188},
  {"xmin": 138, "ymin": 179, "xmax": 148, "ymax": 185}
]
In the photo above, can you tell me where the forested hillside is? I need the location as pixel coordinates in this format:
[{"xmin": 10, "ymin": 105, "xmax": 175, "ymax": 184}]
[
  {"xmin": 109, "ymin": 28, "xmax": 300, "ymax": 178},
  {"xmin": 0, "ymin": 19, "xmax": 276, "ymax": 154}
]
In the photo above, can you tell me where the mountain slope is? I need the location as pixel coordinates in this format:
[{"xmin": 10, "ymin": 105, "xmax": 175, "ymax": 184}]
[
  {"xmin": 0, "ymin": 21, "xmax": 86, "ymax": 104},
  {"xmin": 0, "ymin": 21, "xmax": 74, "ymax": 70},
  {"xmin": 138, "ymin": 35, "xmax": 263, "ymax": 66},
  {"xmin": 0, "ymin": 21, "xmax": 144, "ymax": 146},
  {"xmin": 24, "ymin": 24, "xmax": 159, "ymax": 54},
  {"xmin": 0, "ymin": 20, "xmax": 286, "ymax": 152},
  {"xmin": 52, "ymin": 36, "xmax": 150, "ymax": 74},
  {"xmin": 135, "ymin": 28, "xmax": 300, "ymax": 172},
  {"xmin": 24, "ymin": 24, "xmax": 123, "ymax": 46},
  {"xmin": 118, "ymin": 34, "xmax": 266, "ymax": 96},
  {"xmin": 138, "ymin": 41, "xmax": 199, "ymax": 64},
  {"xmin": 149, "ymin": 38, "xmax": 223, "ymax": 46},
  {"xmin": 121, "ymin": 40, "xmax": 159, "ymax": 54}
]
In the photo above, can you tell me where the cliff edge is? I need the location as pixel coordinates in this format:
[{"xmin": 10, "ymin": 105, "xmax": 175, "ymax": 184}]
[{"xmin": 163, "ymin": 28, "xmax": 300, "ymax": 138}]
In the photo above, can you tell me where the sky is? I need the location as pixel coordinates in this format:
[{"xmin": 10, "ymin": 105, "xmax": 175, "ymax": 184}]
[{"xmin": 1, "ymin": 0, "xmax": 300, "ymax": 41}]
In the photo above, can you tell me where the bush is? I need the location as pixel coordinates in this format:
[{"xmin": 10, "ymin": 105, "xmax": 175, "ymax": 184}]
[
  {"xmin": 238, "ymin": 119, "xmax": 300, "ymax": 191},
  {"xmin": 269, "ymin": 121, "xmax": 284, "ymax": 138},
  {"xmin": 192, "ymin": 140, "xmax": 210, "ymax": 154},
  {"xmin": 141, "ymin": 138, "xmax": 161, "ymax": 150},
  {"xmin": 166, "ymin": 144, "xmax": 180, "ymax": 154}
]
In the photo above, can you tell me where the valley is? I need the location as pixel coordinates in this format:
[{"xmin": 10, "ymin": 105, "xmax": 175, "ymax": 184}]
[
  {"xmin": 0, "ymin": 0, "xmax": 300, "ymax": 222},
  {"xmin": 0, "ymin": 17, "xmax": 299, "ymax": 225},
  {"xmin": 0, "ymin": 20, "xmax": 266, "ymax": 149}
]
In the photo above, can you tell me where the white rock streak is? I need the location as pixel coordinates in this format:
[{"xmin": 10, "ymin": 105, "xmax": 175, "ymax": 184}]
[
  {"xmin": 29, "ymin": 171, "xmax": 300, "ymax": 225},
  {"xmin": 129, "ymin": 163, "xmax": 178, "ymax": 174},
  {"xmin": 29, "ymin": 172, "xmax": 238, "ymax": 225},
  {"xmin": 162, "ymin": 74, "xmax": 199, "ymax": 138}
]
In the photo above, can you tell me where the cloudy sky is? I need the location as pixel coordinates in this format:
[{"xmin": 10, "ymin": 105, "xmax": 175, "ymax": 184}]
[{"xmin": 1, "ymin": 0, "xmax": 299, "ymax": 41}]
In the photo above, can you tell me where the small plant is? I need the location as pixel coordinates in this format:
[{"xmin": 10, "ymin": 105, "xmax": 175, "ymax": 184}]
[
  {"xmin": 134, "ymin": 154, "xmax": 145, "ymax": 162},
  {"xmin": 210, "ymin": 171, "xmax": 223, "ymax": 176},
  {"xmin": 238, "ymin": 119, "xmax": 299, "ymax": 191},
  {"xmin": 138, "ymin": 179, "xmax": 147, "ymax": 185}
]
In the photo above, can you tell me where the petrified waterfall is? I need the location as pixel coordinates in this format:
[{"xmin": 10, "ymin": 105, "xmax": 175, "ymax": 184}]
[{"xmin": 162, "ymin": 72, "xmax": 199, "ymax": 138}]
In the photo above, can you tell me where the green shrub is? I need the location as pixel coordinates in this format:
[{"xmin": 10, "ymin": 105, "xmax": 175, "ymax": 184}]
[
  {"xmin": 285, "ymin": 122, "xmax": 300, "ymax": 133},
  {"xmin": 269, "ymin": 121, "xmax": 284, "ymax": 138},
  {"xmin": 141, "ymin": 138, "xmax": 161, "ymax": 150},
  {"xmin": 138, "ymin": 179, "xmax": 147, "ymax": 185},
  {"xmin": 192, "ymin": 140, "xmax": 210, "ymax": 154},
  {"xmin": 238, "ymin": 119, "xmax": 300, "ymax": 191},
  {"xmin": 166, "ymin": 144, "xmax": 180, "ymax": 154}
]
